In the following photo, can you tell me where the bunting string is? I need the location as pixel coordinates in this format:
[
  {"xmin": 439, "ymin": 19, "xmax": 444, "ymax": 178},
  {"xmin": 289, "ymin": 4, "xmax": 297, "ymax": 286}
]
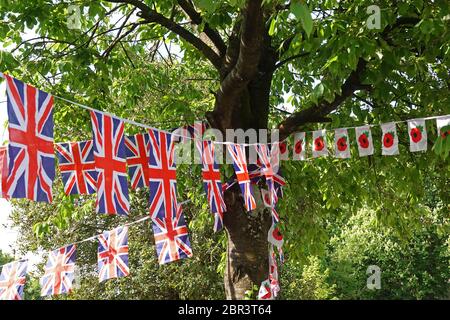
[
  {"xmin": 0, "ymin": 71, "xmax": 449, "ymax": 300},
  {"xmin": 0, "ymin": 195, "xmax": 197, "ymax": 270},
  {"xmin": 2, "ymin": 72, "xmax": 447, "ymax": 146}
]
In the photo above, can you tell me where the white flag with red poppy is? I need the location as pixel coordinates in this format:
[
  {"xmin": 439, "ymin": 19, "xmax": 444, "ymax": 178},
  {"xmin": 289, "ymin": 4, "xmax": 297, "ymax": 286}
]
[
  {"xmin": 381, "ymin": 122, "xmax": 399, "ymax": 156},
  {"xmin": 268, "ymin": 246, "xmax": 280, "ymax": 297},
  {"xmin": 355, "ymin": 126, "xmax": 374, "ymax": 157},
  {"xmin": 293, "ymin": 132, "xmax": 306, "ymax": 160},
  {"xmin": 408, "ymin": 119, "xmax": 427, "ymax": 152},
  {"xmin": 261, "ymin": 188, "xmax": 271, "ymax": 208},
  {"xmin": 268, "ymin": 224, "xmax": 283, "ymax": 248},
  {"xmin": 436, "ymin": 116, "xmax": 450, "ymax": 137},
  {"xmin": 312, "ymin": 130, "xmax": 328, "ymax": 158},
  {"xmin": 334, "ymin": 128, "xmax": 350, "ymax": 159},
  {"xmin": 276, "ymin": 141, "xmax": 289, "ymax": 161}
]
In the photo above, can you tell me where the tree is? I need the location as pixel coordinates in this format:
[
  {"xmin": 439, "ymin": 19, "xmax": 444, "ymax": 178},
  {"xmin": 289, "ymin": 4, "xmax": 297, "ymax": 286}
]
[{"xmin": 0, "ymin": 0, "xmax": 449, "ymax": 299}]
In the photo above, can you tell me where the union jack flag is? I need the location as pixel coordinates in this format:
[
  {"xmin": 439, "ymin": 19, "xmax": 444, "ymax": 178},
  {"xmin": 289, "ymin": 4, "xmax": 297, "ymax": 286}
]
[
  {"xmin": 55, "ymin": 140, "xmax": 97, "ymax": 195},
  {"xmin": 90, "ymin": 111, "xmax": 129, "ymax": 215},
  {"xmin": 248, "ymin": 162, "xmax": 285, "ymax": 199},
  {"xmin": 40, "ymin": 244, "xmax": 76, "ymax": 297},
  {"xmin": 0, "ymin": 147, "xmax": 8, "ymax": 198},
  {"xmin": 273, "ymin": 168, "xmax": 286, "ymax": 198},
  {"xmin": 0, "ymin": 260, "xmax": 28, "ymax": 300},
  {"xmin": 98, "ymin": 226, "xmax": 130, "ymax": 282},
  {"xmin": 199, "ymin": 140, "xmax": 226, "ymax": 232},
  {"xmin": 125, "ymin": 133, "xmax": 150, "ymax": 190},
  {"xmin": 227, "ymin": 144, "xmax": 256, "ymax": 212},
  {"xmin": 152, "ymin": 203, "xmax": 193, "ymax": 264},
  {"xmin": 256, "ymin": 144, "xmax": 279, "ymax": 223},
  {"xmin": 270, "ymin": 143, "xmax": 286, "ymax": 198},
  {"xmin": 148, "ymin": 129, "xmax": 178, "ymax": 220},
  {"xmin": 4, "ymin": 75, "xmax": 55, "ymax": 202}
]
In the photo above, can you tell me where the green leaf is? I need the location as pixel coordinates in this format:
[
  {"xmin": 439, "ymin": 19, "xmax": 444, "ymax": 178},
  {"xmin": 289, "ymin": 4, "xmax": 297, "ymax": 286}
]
[
  {"xmin": 269, "ymin": 16, "xmax": 277, "ymax": 36},
  {"xmin": 197, "ymin": 0, "xmax": 216, "ymax": 12},
  {"xmin": 291, "ymin": 1, "xmax": 313, "ymax": 38}
]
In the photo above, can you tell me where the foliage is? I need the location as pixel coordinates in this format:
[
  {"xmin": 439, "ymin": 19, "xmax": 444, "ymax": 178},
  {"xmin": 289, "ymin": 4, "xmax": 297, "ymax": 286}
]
[
  {"xmin": 280, "ymin": 206, "xmax": 449, "ymax": 300},
  {"xmin": 281, "ymin": 256, "xmax": 337, "ymax": 300},
  {"xmin": 328, "ymin": 207, "xmax": 449, "ymax": 299}
]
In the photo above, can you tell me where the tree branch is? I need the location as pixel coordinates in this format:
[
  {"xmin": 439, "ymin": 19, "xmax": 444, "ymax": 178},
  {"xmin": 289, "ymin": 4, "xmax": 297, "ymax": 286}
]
[
  {"xmin": 208, "ymin": 0, "xmax": 265, "ymax": 131},
  {"xmin": 278, "ymin": 58, "xmax": 369, "ymax": 139},
  {"xmin": 104, "ymin": 0, "xmax": 222, "ymax": 69},
  {"xmin": 177, "ymin": 0, "xmax": 227, "ymax": 57},
  {"xmin": 273, "ymin": 51, "xmax": 310, "ymax": 71},
  {"xmin": 102, "ymin": 8, "xmax": 137, "ymax": 57},
  {"xmin": 276, "ymin": 16, "xmax": 422, "ymax": 139}
]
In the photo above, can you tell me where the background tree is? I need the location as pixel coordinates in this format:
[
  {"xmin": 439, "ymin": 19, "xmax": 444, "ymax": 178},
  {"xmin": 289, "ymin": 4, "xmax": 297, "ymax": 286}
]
[{"xmin": 0, "ymin": 0, "xmax": 449, "ymax": 299}]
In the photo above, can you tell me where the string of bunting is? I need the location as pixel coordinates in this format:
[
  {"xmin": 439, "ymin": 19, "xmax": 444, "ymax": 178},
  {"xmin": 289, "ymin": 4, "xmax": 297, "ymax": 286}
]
[{"xmin": 0, "ymin": 72, "xmax": 448, "ymax": 301}]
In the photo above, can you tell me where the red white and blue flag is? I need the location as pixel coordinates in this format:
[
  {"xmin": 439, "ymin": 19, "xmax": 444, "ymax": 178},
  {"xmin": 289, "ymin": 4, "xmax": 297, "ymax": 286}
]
[
  {"xmin": 125, "ymin": 133, "xmax": 150, "ymax": 190},
  {"xmin": 248, "ymin": 160, "xmax": 285, "ymax": 199},
  {"xmin": 0, "ymin": 147, "xmax": 8, "ymax": 198},
  {"xmin": 269, "ymin": 144, "xmax": 286, "ymax": 198},
  {"xmin": 148, "ymin": 129, "xmax": 178, "ymax": 220},
  {"xmin": 256, "ymin": 144, "xmax": 279, "ymax": 223},
  {"xmin": 272, "ymin": 168, "xmax": 286, "ymax": 199},
  {"xmin": 98, "ymin": 226, "xmax": 130, "ymax": 282},
  {"xmin": 0, "ymin": 260, "xmax": 28, "ymax": 300},
  {"xmin": 152, "ymin": 203, "xmax": 193, "ymax": 264},
  {"xmin": 90, "ymin": 111, "xmax": 129, "ymax": 215},
  {"xmin": 55, "ymin": 140, "xmax": 97, "ymax": 195},
  {"xmin": 40, "ymin": 245, "xmax": 76, "ymax": 297},
  {"xmin": 227, "ymin": 144, "xmax": 256, "ymax": 212},
  {"xmin": 4, "ymin": 75, "xmax": 55, "ymax": 202},
  {"xmin": 199, "ymin": 140, "xmax": 226, "ymax": 232}
]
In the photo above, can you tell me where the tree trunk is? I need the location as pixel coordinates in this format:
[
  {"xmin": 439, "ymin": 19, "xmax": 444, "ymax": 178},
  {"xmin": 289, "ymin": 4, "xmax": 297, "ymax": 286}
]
[
  {"xmin": 223, "ymin": 184, "xmax": 272, "ymax": 299},
  {"xmin": 218, "ymin": 57, "xmax": 275, "ymax": 298}
]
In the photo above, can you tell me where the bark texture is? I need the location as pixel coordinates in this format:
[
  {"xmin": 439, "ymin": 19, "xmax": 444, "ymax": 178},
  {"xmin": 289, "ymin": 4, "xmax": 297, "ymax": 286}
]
[{"xmin": 223, "ymin": 185, "xmax": 272, "ymax": 299}]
